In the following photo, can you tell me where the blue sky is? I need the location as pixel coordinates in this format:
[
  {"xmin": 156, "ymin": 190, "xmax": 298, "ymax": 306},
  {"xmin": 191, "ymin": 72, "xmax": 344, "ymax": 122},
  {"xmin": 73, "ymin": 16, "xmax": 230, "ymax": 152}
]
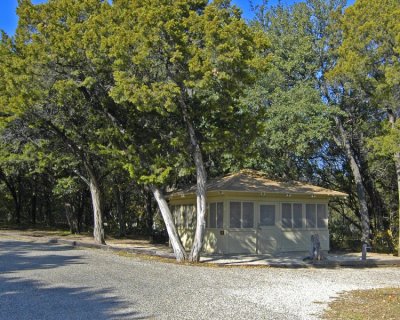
[{"xmin": 0, "ymin": 0, "xmax": 351, "ymax": 36}]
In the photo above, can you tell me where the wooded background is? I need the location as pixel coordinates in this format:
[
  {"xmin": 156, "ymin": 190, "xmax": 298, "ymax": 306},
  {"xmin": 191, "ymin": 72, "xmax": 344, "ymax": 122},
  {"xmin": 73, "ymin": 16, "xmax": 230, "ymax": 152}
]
[{"xmin": 0, "ymin": 0, "xmax": 398, "ymax": 260}]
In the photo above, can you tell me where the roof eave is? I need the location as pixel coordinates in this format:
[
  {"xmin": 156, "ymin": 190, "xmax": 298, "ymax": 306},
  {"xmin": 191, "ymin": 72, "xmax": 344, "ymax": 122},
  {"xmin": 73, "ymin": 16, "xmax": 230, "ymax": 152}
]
[{"xmin": 168, "ymin": 189, "xmax": 348, "ymax": 200}]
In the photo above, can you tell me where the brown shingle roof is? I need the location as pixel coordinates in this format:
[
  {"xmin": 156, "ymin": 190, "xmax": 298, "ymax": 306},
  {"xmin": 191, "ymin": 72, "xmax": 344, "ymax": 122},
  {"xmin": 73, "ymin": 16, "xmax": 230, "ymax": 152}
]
[{"xmin": 171, "ymin": 169, "xmax": 347, "ymax": 198}]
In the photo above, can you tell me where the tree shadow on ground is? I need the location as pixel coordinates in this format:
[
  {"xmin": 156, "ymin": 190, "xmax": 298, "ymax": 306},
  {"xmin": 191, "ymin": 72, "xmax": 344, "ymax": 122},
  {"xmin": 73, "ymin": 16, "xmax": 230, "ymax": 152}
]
[
  {"xmin": 0, "ymin": 240, "xmax": 150, "ymax": 319},
  {"xmin": 0, "ymin": 240, "xmax": 84, "ymax": 274}
]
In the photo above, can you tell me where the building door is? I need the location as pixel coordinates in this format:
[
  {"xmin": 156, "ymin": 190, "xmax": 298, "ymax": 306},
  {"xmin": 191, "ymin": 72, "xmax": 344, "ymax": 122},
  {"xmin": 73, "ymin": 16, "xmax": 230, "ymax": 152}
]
[
  {"xmin": 226, "ymin": 201, "xmax": 257, "ymax": 254},
  {"xmin": 256, "ymin": 204, "xmax": 278, "ymax": 254}
]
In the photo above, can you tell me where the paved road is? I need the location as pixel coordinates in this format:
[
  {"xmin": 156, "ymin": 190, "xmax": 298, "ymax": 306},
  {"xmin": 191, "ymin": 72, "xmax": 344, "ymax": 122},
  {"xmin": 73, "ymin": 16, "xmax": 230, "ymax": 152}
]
[{"xmin": 0, "ymin": 239, "xmax": 399, "ymax": 320}]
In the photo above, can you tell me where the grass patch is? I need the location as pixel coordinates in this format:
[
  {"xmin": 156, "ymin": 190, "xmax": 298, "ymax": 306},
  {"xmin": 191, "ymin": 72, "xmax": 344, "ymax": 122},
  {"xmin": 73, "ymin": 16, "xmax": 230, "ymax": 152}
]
[{"xmin": 324, "ymin": 288, "xmax": 400, "ymax": 320}]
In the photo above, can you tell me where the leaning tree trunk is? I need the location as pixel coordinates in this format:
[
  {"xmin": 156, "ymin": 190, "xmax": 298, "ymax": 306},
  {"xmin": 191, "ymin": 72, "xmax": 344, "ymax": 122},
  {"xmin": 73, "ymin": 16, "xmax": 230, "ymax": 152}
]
[
  {"xmin": 180, "ymin": 96, "xmax": 207, "ymax": 262},
  {"xmin": 89, "ymin": 177, "xmax": 105, "ymax": 245},
  {"xmin": 151, "ymin": 185, "xmax": 187, "ymax": 262},
  {"xmin": 84, "ymin": 163, "xmax": 105, "ymax": 245},
  {"xmin": 335, "ymin": 117, "xmax": 370, "ymax": 246}
]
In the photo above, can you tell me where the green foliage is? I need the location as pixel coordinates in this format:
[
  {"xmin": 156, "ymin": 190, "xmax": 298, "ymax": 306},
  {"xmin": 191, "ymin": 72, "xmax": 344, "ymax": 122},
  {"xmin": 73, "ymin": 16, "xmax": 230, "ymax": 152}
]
[
  {"xmin": 368, "ymin": 120, "xmax": 400, "ymax": 157},
  {"xmin": 0, "ymin": 0, "xmax": 398, "ymax": 253},
  {"xmin": 53, "ymin": 177, "xmax": 81, "ymax": 197},
  {"xmin": 329, "ymin": 0, "xmax": 400, "ymax": 104},
  {"xmin": 327, "ymin": 0, "xmax": 400, "ymax": 250},
  {"xmin": 265, "ymin": 85, "xmax": 333, "ymax": 156},
  {"xmin": 329, "ymin": 0, "xmax": 400, "ymax": 155},
  {"xmin": 245, "ymin": 0, "xmax": 345, "ymax": 179},
  {"xmin": 105, "ymin": 0, "xmax": 264, "ymax": 184}
]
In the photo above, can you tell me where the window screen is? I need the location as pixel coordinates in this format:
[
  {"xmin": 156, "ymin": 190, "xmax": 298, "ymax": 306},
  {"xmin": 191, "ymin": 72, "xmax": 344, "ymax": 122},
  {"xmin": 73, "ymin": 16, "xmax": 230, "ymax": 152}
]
[
  {"xmin": 230, "ymin": 202, "xmax": 241, "ymax": 228},
  {"xmin": 173, "ymin": 205, "xmax": 182, "ymax": 226},
  {"xmin": 170, "ymin": 205, "xmax": 176, "ymax": 224},
  {"xmin": 209, "ymin": 202, "xmax": 223, "ymax": 228},
  {"xmin": 317, "ymin": 204, "xmax": 327, "ymax": 228},
  {"xmin": 260, "ymin": 205, "xmax": 275, "ymax": 226},
  {"xmin": 306, "ymin": 204, "xmax": 316, "ymax": 228},
  {"xmin": 182, "ymin": 205, "xmax": 188, "ymax": 227},
  {"xmin": 209, "ymin": 203, "xmax": 217, "ymax": 228},
  {"xmin": 242, "ymin": 202, "xmax": 254, "ymax": 228},
  {"xmin": 216, "ymin": 202, "xmax": 224, "ymax": 228},
  {"xmin": 293, "ymin": 203, "xmax": 303, "ymax": 228},
  {"xmin": 282, "ymin": 203, "xmax": 292, "ymax": 228}
]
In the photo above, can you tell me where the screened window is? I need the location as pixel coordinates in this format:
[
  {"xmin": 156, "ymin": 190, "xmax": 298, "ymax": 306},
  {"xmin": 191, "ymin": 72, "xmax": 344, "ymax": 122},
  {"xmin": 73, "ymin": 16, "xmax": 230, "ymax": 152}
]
[
  {"xmin": 171, "ymin": 205, "xmax": 181, "ymax": 226},
  {"xmin": 260, "ymin": 204, "xmax": 275, "ymax": 226},
  {"xmin": 182, "ymin": 205, "xmax": 196, "ymax": 228},
  {"xmin": 230, "ymin": 202, "xmax": 241, "ymax": 228},
  {"xmin": 293, "ymin": 204, "xmax": 303, "ymax": 228},
  {"xmin": 182, "ymin": 205, "xmax": 188, "ymax": 227},
  {"xmin": 242, "ymin": 202, "xmax": 254, "ymax": 228},
  {"xmin": 229, "ymin": 202, "xmax": 254, "ymax": 228},
  {"xmin": 317, "ymin": 204, "xmax": 327, "ymax": 228},
  {"xmin": 281, "ymin": 203, "xmax": 302, "ymax": 229},
  {"xmin": 209, "ymin": 202, "xmax": 224, "ymax": 228},
  {"xmin": 282, "ymin": 203, "xmax": 292, "ymax": 228},
  {"xmin": 306, "ymin": 204, "xmax": 327, "ymax": 229},
  {"xmin": 306, "ymin": 204, "xmax": 316, "ymax": 228}
]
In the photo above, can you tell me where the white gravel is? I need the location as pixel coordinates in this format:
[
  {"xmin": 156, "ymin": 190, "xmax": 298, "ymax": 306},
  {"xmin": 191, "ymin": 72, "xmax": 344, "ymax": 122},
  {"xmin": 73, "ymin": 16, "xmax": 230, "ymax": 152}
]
[{"xmin": 0, "ymin": 239, "xmax": 399, "ymax": 319}]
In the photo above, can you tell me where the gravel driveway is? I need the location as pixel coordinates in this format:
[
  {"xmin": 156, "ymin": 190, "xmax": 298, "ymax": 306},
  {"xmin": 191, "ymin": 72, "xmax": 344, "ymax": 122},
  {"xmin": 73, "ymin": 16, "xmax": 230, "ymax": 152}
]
[{"xmin": 0, "ymin": 239, "xmax": 399, "ymax": 320}]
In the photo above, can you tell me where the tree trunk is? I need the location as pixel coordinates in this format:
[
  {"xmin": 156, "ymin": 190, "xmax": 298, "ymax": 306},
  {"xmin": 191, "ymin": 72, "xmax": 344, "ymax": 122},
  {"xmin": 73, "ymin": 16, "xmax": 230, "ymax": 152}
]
[
  {"xmin": 189, "ymin": 145, "xmax": 207, "ymax": 262},
  {"xmin": 38, "ymin": 200, "xmax": 43, "ymax": 225},
  {"xmin": 145, "ymin": 188, "xmax": 153, "ymax": 236},
  {"xmin": 89, "ymin": 178, "xmax": 105, "ymax": 244},
  {"xmin": 334, "ymin": 117, "xmax": 370, "ymax": 245},
  {"xmin": 394, "ymin": 155, "xmax": 400, "ymax": 256},
  {"xmin": 31, "ymin": 192, "xmax": 37, "ymax": 225},
  {"xmin": 0, "ymin": 169, "xmax": 21, "ymax": 224},
  {"xmin": 179, "ymin": 96, "xmax": 207, "ymax": 262},
  {"xmin": 14, "ymin": 197, "xmax": 21, "ymax": 225},
  {"xmin": 65, "ymin": 202, "xmax": 79, "ymax": 234},
  {"xmin": 387, "ymin": 109, "xmax": 400, "ymax": 255},
  {"xmin": 84, "ymin": 163, "xmax": 105, "ymax": 245},
  {"xmin": 76, "ymin": 192, "xmax": 86, "ymax": 234},
  {"xmin": 11, "ymin": 187, "xmax": 21, "ymax": 224},
  {"xmin": 45, "ymin": 198, "xmax": 53, "ymax": 226},
  {"xmin": 16, "ymin": 177, "xmax": 22, "ymax": 224},
  {"xmin": 357, "ymin": 142, "xmax": 389, "ymax": 232},
  {"xmin": 150, "ymin": 185, "xmax": 187, "ymax": 262},
  {"xmin": 114, "ymin": 185, "xmax": 126, "ymax": 237}
]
